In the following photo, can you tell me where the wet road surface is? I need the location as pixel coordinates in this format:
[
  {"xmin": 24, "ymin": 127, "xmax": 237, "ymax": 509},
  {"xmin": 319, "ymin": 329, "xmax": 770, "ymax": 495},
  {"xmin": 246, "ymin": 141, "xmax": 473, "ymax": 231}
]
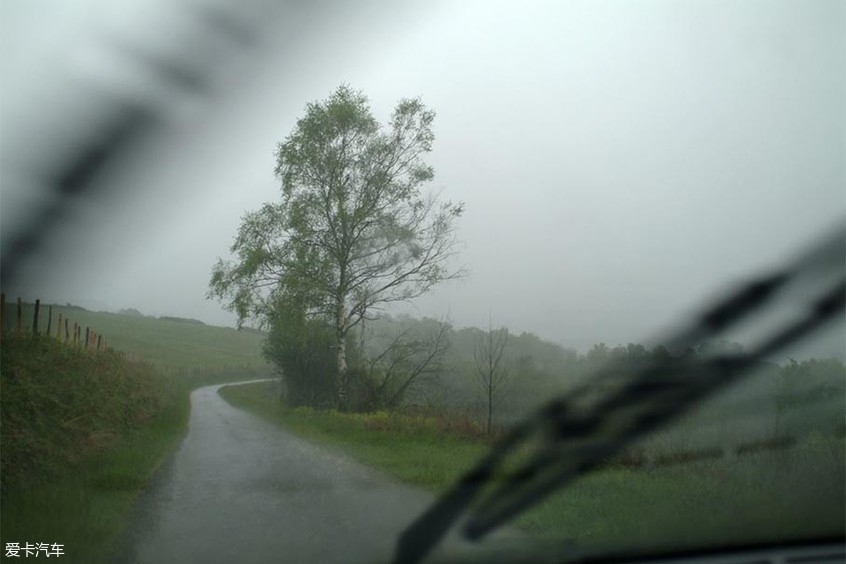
[{"xmin": 117, "ymin": 381, "xmax": 524, "ymax": 564}]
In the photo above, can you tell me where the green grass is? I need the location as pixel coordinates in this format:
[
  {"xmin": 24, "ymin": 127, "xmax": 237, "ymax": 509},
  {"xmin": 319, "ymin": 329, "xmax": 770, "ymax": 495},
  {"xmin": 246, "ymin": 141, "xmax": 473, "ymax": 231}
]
[
  {"xmin": 219, "ymin": 381, "xmax": 489, "ymax": 490},
  {"xmin": 3, "ymin": 302, "xmax": 269, "ymax": 371},
  {"xmin": 0, "ymin": 334, "xmax": 268, "ymax": 564},
  {"xmin": 517, "ymin": 436, "xmax": 845, "ymax": 553},
  {"xmin": 219, "ymin": 381, "xmax": 845, "ymax": 557}
]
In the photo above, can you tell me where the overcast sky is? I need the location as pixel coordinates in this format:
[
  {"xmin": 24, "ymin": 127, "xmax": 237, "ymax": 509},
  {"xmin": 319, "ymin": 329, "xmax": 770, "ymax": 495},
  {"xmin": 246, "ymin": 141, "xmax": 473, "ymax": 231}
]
[{"xmin": 2, "ymin": 0, "xmax": 844, "ymax": 355}]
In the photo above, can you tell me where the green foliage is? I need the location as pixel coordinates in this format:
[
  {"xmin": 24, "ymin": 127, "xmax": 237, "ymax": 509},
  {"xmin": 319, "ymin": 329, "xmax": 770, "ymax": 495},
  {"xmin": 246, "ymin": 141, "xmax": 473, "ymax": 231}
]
[
  {"xmin": 208, "ymin": 85, "xmax": 464, "ymax": 408},
  {"xmin": 263, "ymin": 302, "xmax": 339, "ymax": 408},
  {"xmin": 261, "ymin": 300, "xmax": 379, "ymax": 410},
  {"xmin": 1, "ymin": 334, "xmax": 189, "ymax": 563}
]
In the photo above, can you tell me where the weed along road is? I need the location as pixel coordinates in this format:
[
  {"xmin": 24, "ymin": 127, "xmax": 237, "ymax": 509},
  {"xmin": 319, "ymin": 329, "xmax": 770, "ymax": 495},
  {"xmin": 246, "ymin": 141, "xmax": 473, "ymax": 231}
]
[{"xmin": 117, "ymin": 380, "xmax": 520, "ymax": 564}]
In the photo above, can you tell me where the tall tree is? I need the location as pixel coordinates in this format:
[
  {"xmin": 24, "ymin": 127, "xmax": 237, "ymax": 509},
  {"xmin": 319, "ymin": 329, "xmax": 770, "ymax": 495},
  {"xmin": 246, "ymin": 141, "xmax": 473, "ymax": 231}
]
[{"xmin": 209, "ymin": 85, "xmax": 463, "ymax": 409}]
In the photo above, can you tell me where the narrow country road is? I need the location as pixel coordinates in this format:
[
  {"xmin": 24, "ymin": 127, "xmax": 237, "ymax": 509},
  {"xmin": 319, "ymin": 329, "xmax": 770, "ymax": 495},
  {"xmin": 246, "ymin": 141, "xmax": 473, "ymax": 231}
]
[{"xmin": 116, "ymin": 381, "xmax": 524, "ymax": 564}]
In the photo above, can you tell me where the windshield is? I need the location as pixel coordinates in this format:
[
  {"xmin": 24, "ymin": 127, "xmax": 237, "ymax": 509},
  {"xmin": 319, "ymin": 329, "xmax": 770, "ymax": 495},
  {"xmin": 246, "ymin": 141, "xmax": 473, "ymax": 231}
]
[
  {"xmin": 395, "ymin": 232, "xmax": 845, "ymax": 562},
  {"xmin": 1, "ymin": 2, "xmax": 843, "ymax": 564}
]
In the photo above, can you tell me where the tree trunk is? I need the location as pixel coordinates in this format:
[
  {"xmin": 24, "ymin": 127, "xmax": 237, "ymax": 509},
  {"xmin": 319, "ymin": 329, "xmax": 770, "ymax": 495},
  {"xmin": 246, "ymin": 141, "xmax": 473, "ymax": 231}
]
[
  {"xmin": 487, "ymin": 384, "xmax": 493, "ymax": 435},
  {"xmin": 336, "ymin": 302, "xmax": 349, "ymax": 409}
]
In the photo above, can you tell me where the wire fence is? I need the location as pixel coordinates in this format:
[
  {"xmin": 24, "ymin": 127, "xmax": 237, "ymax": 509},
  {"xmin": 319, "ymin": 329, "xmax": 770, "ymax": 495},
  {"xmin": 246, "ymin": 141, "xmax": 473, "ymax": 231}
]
[{"xmin": 0, "ymin": 294, "xmax": 109, "ymax": 352}]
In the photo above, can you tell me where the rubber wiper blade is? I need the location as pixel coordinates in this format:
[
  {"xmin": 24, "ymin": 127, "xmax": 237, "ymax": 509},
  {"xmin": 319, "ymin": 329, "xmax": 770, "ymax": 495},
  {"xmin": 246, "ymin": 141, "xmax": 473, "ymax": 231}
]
[{"xmin": 394, "ymin": 224, "xmax": 845, "ymax": 564}]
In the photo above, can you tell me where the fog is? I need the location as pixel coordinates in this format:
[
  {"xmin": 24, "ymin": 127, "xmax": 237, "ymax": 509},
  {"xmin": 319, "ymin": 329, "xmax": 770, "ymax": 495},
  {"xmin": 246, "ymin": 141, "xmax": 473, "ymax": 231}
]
[{"xmin": 2, "ymin": 0, "xmax": 844, "ymax": 355}]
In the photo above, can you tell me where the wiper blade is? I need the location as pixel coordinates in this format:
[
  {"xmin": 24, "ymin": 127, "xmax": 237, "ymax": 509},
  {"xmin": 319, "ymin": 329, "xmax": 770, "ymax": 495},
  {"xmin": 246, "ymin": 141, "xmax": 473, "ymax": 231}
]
[{"xmin": 395, "ymin": 225, "xmax": 845, "ymax": 564}]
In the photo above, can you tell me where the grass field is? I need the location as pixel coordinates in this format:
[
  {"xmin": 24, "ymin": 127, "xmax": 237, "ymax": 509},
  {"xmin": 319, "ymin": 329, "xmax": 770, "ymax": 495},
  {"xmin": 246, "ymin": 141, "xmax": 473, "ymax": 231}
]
[
  {"xmin": 219, "ymin": 380, "xmax": 845, "ymax": 558},
  {"xmin": 2, "ymin": 301, "xmax": 269, "ymax": 371},
  {"xmin": 0, "ymin": 328, "xmax": 272, "ymax": 564}
]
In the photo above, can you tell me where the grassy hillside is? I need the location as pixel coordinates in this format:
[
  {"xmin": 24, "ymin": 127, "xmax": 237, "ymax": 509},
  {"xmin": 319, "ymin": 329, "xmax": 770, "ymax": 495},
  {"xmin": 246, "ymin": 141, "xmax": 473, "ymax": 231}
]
[
  {"xmin": 1, "ymin": 334, "xmax": 192, "ymax": 563},
  {"xmin": 1, "ymin": 296, "xmax": 275, "ymax": 563},
  {"xmin": 2, "ymin": 301, "xmax": 269, "ymax": 371}
]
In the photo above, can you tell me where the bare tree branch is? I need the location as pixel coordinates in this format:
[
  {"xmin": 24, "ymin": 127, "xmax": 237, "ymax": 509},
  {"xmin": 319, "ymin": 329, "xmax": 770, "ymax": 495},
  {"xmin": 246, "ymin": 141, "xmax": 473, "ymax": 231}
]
[{"xmin": 475, "ymin": 319, "xmax": 510, "ymax": 435}]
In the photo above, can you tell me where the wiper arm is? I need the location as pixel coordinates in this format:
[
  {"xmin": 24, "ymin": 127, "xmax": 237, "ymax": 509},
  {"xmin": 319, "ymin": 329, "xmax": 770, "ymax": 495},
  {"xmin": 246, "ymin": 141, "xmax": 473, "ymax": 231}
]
[{"xmin": 395, "ymin": 225, "xmax": 845, "ymax": 564}]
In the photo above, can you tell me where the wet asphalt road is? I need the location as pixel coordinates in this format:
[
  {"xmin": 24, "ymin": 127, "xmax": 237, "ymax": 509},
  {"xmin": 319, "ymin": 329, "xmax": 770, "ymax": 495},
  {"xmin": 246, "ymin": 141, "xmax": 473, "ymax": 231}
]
[{"xmin": 116, "ymin": 381, "xmax": 524, "ymax": 564}]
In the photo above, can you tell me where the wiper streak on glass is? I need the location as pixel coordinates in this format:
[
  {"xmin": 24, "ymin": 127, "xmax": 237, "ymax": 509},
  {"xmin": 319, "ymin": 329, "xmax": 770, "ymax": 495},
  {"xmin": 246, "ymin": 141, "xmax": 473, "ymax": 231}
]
[
  {"xmin": 0, "ymin": 3, "xmax": 272, "ymax": 288},
  {"xmin": 394, "ymin": 225, "xmax": 845, "ymax": 564}
]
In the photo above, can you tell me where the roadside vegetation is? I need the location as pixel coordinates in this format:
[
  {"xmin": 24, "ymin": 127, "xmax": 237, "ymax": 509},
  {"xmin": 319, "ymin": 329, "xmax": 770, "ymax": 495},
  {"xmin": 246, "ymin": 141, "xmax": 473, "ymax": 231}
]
[
  {"xmin": 0, "ymin": 310, "xmax": 273, "ymax": 564},
  {"xmin": 220, "ymin": 379, "xmax": 845, "ymax": 554},
  {"xmin": 1, "ymin": 334, "xmax": 184, "ymax": 563},
  {"xmin": 220, "ymin": 381, "xmax": 490, "ymax": 491}
]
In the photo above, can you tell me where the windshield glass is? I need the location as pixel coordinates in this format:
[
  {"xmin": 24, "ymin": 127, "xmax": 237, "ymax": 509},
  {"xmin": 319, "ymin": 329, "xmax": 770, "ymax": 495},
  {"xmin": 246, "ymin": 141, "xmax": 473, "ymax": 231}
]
[
  {"xmin": 506, "ymin": 337, "xmax": 845, "ymax": 558},
  {"xmin": 1, "ymin": 2, "xmax": 843, "ymax": 563}
]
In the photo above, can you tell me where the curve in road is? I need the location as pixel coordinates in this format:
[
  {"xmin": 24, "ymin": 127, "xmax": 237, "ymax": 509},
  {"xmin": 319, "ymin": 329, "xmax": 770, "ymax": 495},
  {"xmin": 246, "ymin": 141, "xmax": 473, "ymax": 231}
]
[{"xmin": 116, "ymin": 380, "xmax": 524, "ymax": 564}]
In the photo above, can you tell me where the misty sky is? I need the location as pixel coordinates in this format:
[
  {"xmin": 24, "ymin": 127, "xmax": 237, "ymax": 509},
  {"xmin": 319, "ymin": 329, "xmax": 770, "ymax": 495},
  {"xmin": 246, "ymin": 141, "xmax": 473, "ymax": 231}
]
[{"xmin": 2, "ymin": 0, "xmax": 844, "ymax": 355}]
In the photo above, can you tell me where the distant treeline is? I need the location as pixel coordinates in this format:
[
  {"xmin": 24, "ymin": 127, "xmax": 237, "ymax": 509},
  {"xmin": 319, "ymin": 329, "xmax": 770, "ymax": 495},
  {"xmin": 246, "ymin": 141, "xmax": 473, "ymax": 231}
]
[
  {"xmin": 158, "ymin": 316, "xmax": 205, "ymax": 325},
  {"xmin": 4, "ymin": 303, "xmax": 209, "ymax": 327},
  {"xmin": 117, "ymin": 308, "xmax": 267, "ymax": 334},
  {"xmin": 265, "ymin": 312, "xmax": 845, "ymax": 439},
  {"xmin": 119, "ymin": 308, "xmax": 206, "ymax": 325}
]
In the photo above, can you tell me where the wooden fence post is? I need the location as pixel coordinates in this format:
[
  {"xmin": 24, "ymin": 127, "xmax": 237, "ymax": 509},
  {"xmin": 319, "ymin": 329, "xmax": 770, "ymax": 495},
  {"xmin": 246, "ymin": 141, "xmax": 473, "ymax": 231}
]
[
  {"xmin": 17, "ymin": 297, "xmax": 22, "ymax": 333},
  {"xmin": 64, "ymin": 318, "xmax": 70, "ymax": 342},
  {"xmin": 32, "ymin": 299, "xmax": 40, "ymax": 335},
  {"xmin": 84, "ymin": 327, "xmax": 90, "ymax": 350},
  {"xmin": 97, "ymin": 334, "xmax": 102, "ymax": 351},
  {"xmin": 1, "ymin": 293, "xmax": 5, "ymax": 340},
  {"xmin": 57, "ymin": 313, "xmax": 64, "ymax": 340},
  {"xmin": 73, "ymin": 322, "xmax": 78, "ymax": 345},
  {"xmin": 46, "ymin": 305, "xmax": 53, "ymax": 337}
]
